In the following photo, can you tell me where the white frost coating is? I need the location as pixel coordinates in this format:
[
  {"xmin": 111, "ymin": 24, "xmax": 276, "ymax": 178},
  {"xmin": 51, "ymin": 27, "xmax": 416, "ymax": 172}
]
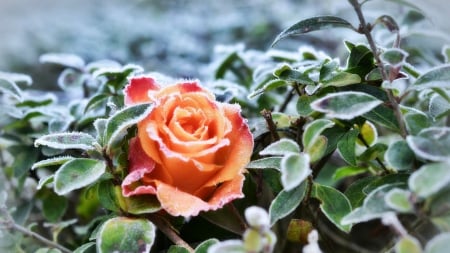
[
  {"xmin": 259, "ymin": 138, "xmax": 300, "ymax": 156},
  {"xmin": 303, "ymin": 230, "xmax": 323, "ymax": 253},
  {"xmin": 34, "ymin": 132, "xmax": 97, "ymax": 151},
  {"xmin": 245, "ymin": 206, "xmax": 270, "ymax": 229},
  {"xmin": 281, "ymin": 153, "xmax": 311, "ymax": 191},
  {"xmin": 310, "ymin": 91, "xmax": 383, "ymax": 120}
]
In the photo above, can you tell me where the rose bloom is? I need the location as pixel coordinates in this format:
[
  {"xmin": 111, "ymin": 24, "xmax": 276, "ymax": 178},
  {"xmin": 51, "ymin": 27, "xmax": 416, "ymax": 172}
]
[{"xmin": 121, "ymin": 76, "xmax": 254, "ymax": 217}]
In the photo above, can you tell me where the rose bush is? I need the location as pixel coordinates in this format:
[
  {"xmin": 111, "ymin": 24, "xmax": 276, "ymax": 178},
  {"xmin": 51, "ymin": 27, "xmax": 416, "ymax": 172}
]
[{"xmin": 121, "ymin": 76, "xmax": 254, "ymax": 217}]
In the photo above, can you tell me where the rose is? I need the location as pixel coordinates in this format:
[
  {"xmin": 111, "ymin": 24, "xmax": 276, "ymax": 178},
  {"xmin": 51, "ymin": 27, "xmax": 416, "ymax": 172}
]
[{"xmin": 121, "ymin": 76, "xmax": 254, "ymax": 217}]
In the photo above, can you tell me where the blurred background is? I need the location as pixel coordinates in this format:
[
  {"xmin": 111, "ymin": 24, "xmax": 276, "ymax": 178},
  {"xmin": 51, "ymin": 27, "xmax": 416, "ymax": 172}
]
[{"xmin": 0, "ymin": 0, "xmax": 449, "ymax": 88}]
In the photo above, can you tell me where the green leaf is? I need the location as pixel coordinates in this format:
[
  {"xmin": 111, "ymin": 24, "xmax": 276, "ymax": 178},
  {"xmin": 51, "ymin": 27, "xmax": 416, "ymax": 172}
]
[
  {"xmin": 195, "ymin": 239, "xmax": 220, "ymax": 253},
  {"xmin": 259, "ymin": 138, "xmax": 300, "ymax": 156},
  {"xmin": 425, "ymin": 233, "xmax": 450, "ymax": 253},
  {"xmin": 281, "ymin": 153, "xmax": 311, "ymax": 191},
  {"xmin": 269, "ymin": 182, "xmax": 306, "ymax": 226},
  {"xmin": 246, "ymin": 157, "xmax": 282, "ymax": 171},
  {"xmin": 73, "ymin": 242, "xmax": 96, "ymax": 253},
  {"xmin": 311, "ymin": 183, "xmax": 352, "ymax": 232},
  {"xmin": 97, "ymin": 217, "xmax": 156, "ymax": 253},
  {"xmin": 385, "ymin": 188, "xmax": 413, "ymax": 213},
  {"xmin": 332, "ymin": 166, "xmax": 368, "ymax": 181},
  {"xmin": 274, "ymin": 65, "xmax": 315, "ymax": 86},
  {"xmin": 58, "ymin": 68, "xmax": 84, "ymax": 90},
  {"xmin": 39, "ymin": 53, "xmax": 85, "ymax": 69},
  {"xmin": 120, "ymin": 194, "xmax": 162, "ymax": 215},
  {"xmin": 344, "ymin": 176, "xmax": 378, "ymax": 209},
  {"xmin": 54, "ymin": 158, "xmax": 106, "ymax": 195},
  {"xmin": 104, "ymin": 103, "xmax": 153, "ymax": 153},
  {"xmin": 37, "ymin": 175, "xmax": 54, "ymax": 190},
  {"xmin": 395, "ymin": 235, "xmax": 423, "ymax": 253},
  {"xmin": 337, "ymin": 129, "xmax": 360, "ymax": 166},
  {"xmin": 202, "ymin": 206, "xmax": 246, "ymax": 235},
  {"xmin": 342, "ymin": 183, "xmax": 405, "ymax": 225},
  {"xmin": 32, "ymin": 156, "xmax": 75, "ymax": 170},
  {"xmin": 385, "ymin": 140, "xmax": 415, "ymax": 171},
  {"xmin": 168, "ymin": 246, "xmax": 190, "ymax": 253},
  {"xmin": 405, "ymin": 112, "xmax": 431, "ymax": 136},
  {"xmin": 381, "ymin": 48, "xmax": 408, "ymax": 67},
  {"xmin": 363, "ymin": 173, "xmax": 409, "ymax": 194},
  {"xmin": 306, "ymin": 135, "xmax": 328, "ymax": 163},
  {"xmin": 412, "ymin": 64, "xmax": 450, "ymax": 90},
  {"xmin": 272, "ymin": 16, "xmax": 355, "ymax": 46},
  {"xmin": 407, "ymin": 127, "xmax": 450, "ymax": 162},
  {"xmin": 302, "ymin": 119, "xmax": 335, "ymax": 151},
  {"xmin": 208, "ymin": 240, "xmax": 245, "ymax": 253},
  {"xmin": 35, "ymin": 132, "xmax": 97, "ymax": 151},
  {"xmin": 428, "ymin": 188, "xmax": 450, "ymax": 231},
  {"xmin": 346, "ymin": 44, "xmax": 375, "ymax": 78},
  {"xmin": 42, "ymin": 192, "xmax": 68, "ymax": 222},
  {"xmin": 429, "ymin": 93, "xmax": 450, "ymax": 120},
  {"xmin": 97, "ymin": 181, "xmax": 121, "ymax": 212},
  {"xmin": 0, "ymin": 78, "xmax": 22, "ymax": 101},
  {"xmin": 409, "ymin": 162, "xmax": 450, "ymax": 198},
  {"xmin": 311, "ymin": 91, "xmax": 383, "ymax": 120},
  {"xmin": 363, "ymin": 105, "xmax": 400, "ymax": 131},
  {"xmin": 248, "ymin": 79, "xmax": 287, "ymax": 98},
  {"xmin": 321, "ymin": 72, "xmax": 361, "ymax": 87},
  {"xmin": 297, "ymin": 95, "xmax": 316, "ymax": 116},
  {"xmin": 358, "ymin": 143, "xmax": 387, "ymax": 162}
]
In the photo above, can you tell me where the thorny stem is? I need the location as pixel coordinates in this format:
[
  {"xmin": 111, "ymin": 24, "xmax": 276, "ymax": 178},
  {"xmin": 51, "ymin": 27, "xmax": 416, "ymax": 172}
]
[
  {"xmin": 349, "ymin": 0, "xmax": 408, "ymax": 138},
  {"xmin": 148, "ymin": 214, "xmax": 195, "ymax": 253},
  {"xmin": 0, "ymin": 207, "xmax": 72, "ymax": 253}
]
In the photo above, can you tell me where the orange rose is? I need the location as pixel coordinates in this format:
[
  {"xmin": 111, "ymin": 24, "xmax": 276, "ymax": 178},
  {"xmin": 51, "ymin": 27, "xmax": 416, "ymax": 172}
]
[{"xmin": 121, "ymin": 76, "xmax": 253, "ymax": 217}]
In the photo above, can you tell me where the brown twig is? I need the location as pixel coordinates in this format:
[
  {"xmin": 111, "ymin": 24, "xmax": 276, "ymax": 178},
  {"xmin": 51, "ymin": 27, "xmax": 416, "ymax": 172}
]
[
  {"xmin": 349, "ymin": 0, "xmax": 408, "ymax": 138},
  {"xmin": 261, "ymin": 109, "xmax": 280, "ymax": 141}
]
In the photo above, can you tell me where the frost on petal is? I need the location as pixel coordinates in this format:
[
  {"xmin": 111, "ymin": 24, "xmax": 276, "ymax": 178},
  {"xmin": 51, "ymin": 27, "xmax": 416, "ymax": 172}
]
[
  {"xmin": 122, "ymin": 169, "xmax": 157, "ymax": 196},
  {"xmin": 124, "ymin": 76, "xmax": 160, "ymax": 105},
  {"xmin": 156, "ymin": 174, "xmax": 245, "ymax": 217}
]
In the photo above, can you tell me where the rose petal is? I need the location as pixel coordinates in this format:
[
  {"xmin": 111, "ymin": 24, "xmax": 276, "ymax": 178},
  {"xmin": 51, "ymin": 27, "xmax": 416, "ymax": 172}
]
[
  {"xmin": 156, "ymin": 174, "xmax": 245, "ymax": 217},
  {"xmin": 203, "ymin": 104, "xmax": 253, "ymax": 187},
  {"xmin": 128, "ymin": 138, "xmax": 156, "ymax": 173},
  {"xmin": 122, "ymin": 169, "xmax": 157, "ymax": 196},
  {"xmin": 124, "ymin": 76, "xmax": 160, "ymax": 105}
]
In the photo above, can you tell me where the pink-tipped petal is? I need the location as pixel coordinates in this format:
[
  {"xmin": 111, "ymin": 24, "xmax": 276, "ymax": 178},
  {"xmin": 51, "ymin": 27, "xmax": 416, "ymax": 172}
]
[{"xmin": 124, "ymin": 76, "xmax": 160, "ymax": 105}]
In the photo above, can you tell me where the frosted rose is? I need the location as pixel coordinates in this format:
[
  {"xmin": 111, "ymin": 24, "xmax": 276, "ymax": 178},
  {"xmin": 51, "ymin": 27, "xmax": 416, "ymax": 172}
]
[{"xmin": 121, "ymin": 76, "xmax": 253, "ymax": 217}]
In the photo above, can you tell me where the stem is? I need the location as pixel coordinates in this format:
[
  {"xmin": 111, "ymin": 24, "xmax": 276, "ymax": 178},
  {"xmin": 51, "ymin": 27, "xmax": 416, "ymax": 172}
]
[
  {"xmin": 148, "ymin": 214, "xmax": 195, "ymax": 253},
  {"xmin": 349, "ymin": 0, "xmax": 408, "ymax": 138},
  {"xmin": 261, "ymin": 109, "xmax": 280, "ymax": 141},
  {"xmin": 0, "ymin": 208, "xmax": 71, "ymax": 253},
  {"xmin": 278, "ymin": 87, "xmax": 295, "ymax": 113}
]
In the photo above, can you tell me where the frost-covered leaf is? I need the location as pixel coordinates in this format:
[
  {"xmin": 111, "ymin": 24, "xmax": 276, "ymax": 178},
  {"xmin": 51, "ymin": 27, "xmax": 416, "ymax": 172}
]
[
  {"xmin": 385, "ymin": 140, "xmax": 415, "ymax": 171},
  {"xmin": 58, "ymin": 68, "xmax": 85, "ymax": 90},
  {"xmin": 409, "ymin": 162, "xmax": 450, "ymax": 198},
  {"xmin": 385, "ymin": 188, "xmax": 413, "ymax": 213},
  {"xmin": 332, "ymin": 166, "xmax": 368, "ymax": 181},
  {"xmin": 246, "ymin": 157, "xmax": 282, "ymax": 171},
  {"xmin": 405, "ymin": 112, "xmax": 431, "ymax": 136},
  {"xmin": 395, "ymin": 235, "xmax": 423, "ymax": 253},
  {"xmin": 73, "ymin": 242, "xmax": 96, "ymax": 253},
  {"xmin": 39, "ymin": 53, "xmax": 85, "ymax": 69},
  {"xmin": 248, "ymin": 79, "xmax": 286, "ymax": 98},
  {"xmin": 429, "ymin": 93, "xmax": 450, "ymax": 119},
  {"xmin": 321, "ymin": 71, "xmax": 361, "ymax": 87},
  {"xmin": 31, "ymin": 156, "xmax": 75, "ymax": 170},
  {"xmin": 0, "ymin": 78, "xmax": 22, "ymax": 101},
  {"xmin": 97, "ymin": 217, "xmax": 156, "ymax": 253},
  {"xmin": 273, "ymin": 64, "xmax": 315, "ymax": 85},
  {"xmin": 311, "ymin": 91, "xmax": 383, "ymax": 120},
  {"xmin": 342, "ymin": 183, "xmax": 404, "ymax": 225},
  {"xmin": 54, "ymin": 158, "xmax": 106, "ymax": 195},
  {"xmin": 269, "ymin": 183, "xmax": 306, "ymax": 226},
  {"xmin": 337, "ymin": 129, "xmax": 359, "ymax": 166},
  {"xmin": 381, "ymin": 48, "xmax": 409, "ymax": 68},
  {"xmin": 406, "ymin": 127, "xmax": 450, "ymax": 162},
  {"xmin": 312, "ymin": 184, "xmax": 352, "ymax": 232},
  {"xmin": 207, "ymin": 240, "xmax": 245, "ymax": 253},
  {"xmin": 195, "ymin": 239, "xmax": 219, "ymax": 253},
  {"xmin": 259, "ymin": 138, "xmax": 300, "ymax": 156},
  {"xmin": 35, "ymin": 132, "xmax": 97, "ymax": 151},
  {"xmin": 302, "ymin": 119, "xmax": 334, "ymax": 151},
  {"xmin": 0, "ymin": 71, "xmax": 32, "ymax": 85},
  {"xmin": 104, "ymin": 103, "xmax": 153, "ymax": 153},
  {"xmin": 281, "ymin": 153, "xmax": 311, "ymax": 191},
  {"xmin": 356, "ymin": 121, "xmax": 377, "ymax": 146},
  {"xmin": 37, "ymin": 175, "xmax": 54, "ymax": 190},
  {"xmin": 412, "ymin": 64, "xmax": 450, "ymax": 90},
  {"xmin": 245, "ymin": 206, "xmax": 270, "ymax": 229},
  {"xmin": 272, "ymin": 16, "xmax": 355, "ymax": 46},
  {"xmin": 425, "ymin": 233, "xmax": 450, "ymax": 253},
  {"xmin": 344, "ymin": 176, "xmax": 378, "ymax": 209},
  {"xmin": 297, "ymin": 95, "xmax": 316, "ymax": 116},
  {"xmin": 42, "ymin": 192, "xmax": 68, "ymax": 222}
]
